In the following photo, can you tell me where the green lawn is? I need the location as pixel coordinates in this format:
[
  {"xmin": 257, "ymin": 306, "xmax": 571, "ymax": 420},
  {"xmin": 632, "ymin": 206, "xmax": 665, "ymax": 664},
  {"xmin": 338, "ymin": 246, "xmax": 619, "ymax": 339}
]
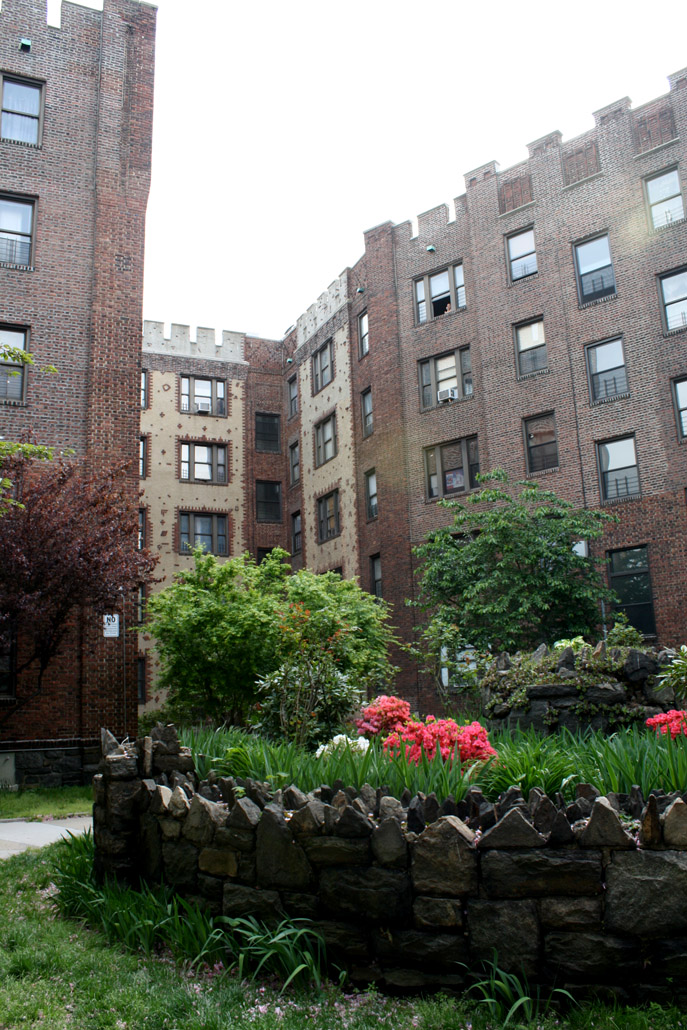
[
  {"xmin": 0, "ymin": 841, "xmax": 685, "ymax": 1029},
  {"xmin": 0, "ymin": 784, "xmax": 92, "ymax": 821}
]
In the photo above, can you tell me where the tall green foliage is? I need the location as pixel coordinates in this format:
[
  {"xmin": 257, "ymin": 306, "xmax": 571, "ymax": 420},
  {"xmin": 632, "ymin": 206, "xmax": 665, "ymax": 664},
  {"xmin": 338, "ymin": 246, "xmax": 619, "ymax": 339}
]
[
  {"xmin": 146, "ymin": 549, "xmax": 396, "ymax": 723},
  {"xmin": 414, "ymin": 470, "xmax": 618, "ymax": 654}
]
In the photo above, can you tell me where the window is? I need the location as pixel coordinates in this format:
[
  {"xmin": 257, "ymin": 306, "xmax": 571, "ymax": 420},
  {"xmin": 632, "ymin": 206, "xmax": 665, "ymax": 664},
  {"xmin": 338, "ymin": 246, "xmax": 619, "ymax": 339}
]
[
  {"xmin": 574, "ymin": 235, "xmax": 616, "ymax": 304},
  {"xmin": 516, "ymin": 321, "xmax": 546, "ymax": 376},
  {"xmin": 419, "ymin": 347, "xmax": 472, "ymax": 408},
  {"xmin": 138, "ymin": 508, "xmax": 146, "ymax": 550},
  {"xmin": 415, "ymin": 264, "xmax": 466, "ymax": 323},
  {"xmin": 256, "ymin": 412, "xmax": 280, "ymax": 452},
  {"xmin": 288, "ymin": 375, "xmax": 298, "ymax": 417},
  {"xmin": 1, "ymin": 76, "xmax": 41, "ymax": 145},
  {"xmin": 180, "ymin": 442, "xmax": 227, "ymax": 483},
  {"xmin": 525, "ymin": 414, "xmax": 558, "ymax": 473},
  {"xmin": 179, "ymin": 512, "xmax": 227, "ymax": 555},
  {"xmin": 673, "ymin": 379, "xmax": 687, "ymax": 437},
  {"xmin": 289, "ymin": 440, "xmax": 300, "ymax": 484},
  {"xmin": 291, "ymin": 511, "xmax": 302, "ymax": 555},
  {"xmin": 508, "ymin": 229, "xmax": 537, "ymax": 281},
  {"xmin": 256, "ymin": 414, "xmax": 280, "ymax": 455},
  {"xmin": 256, "ymin": 481, "xmax": 281, "ymax": 522},
  {"xmin": 365, "ymin": 469, "xmax": 378, "ymax": 519},
  {"xmin": 0, "ymin": 195, "xmax": 33, "ymax": 266},
  {"xmin": 256, "ymin": 548, "xmax": 273, "ymax": 564},
  {"xmin": 598, "ymin": 436, "xmax": 639, "ymax": 501},
  {"xmin": 646, "ymin": 169, "xmax": 684, "ymax": 229},
  {"xmin": 0, "ymin": 325, "xmax": 27, "ymax": 401},
  {"xmin": 661, "ymin": 270, "xmax": 687, "ymax": 331},
  {"xmin": 140, "ymin": 370, "xmax": 149, "ymax": 409},
  {"xmin": 425, "ymin": 437, "xmax": 479, "ymax": 499},
  {"xmin": 609, "ymin": 546, "xmax": 655, "ymax": 636},
  {"xmin": 313, "ymin": 340, "xmax": 333, "ymax": 393},
  {"xmin": 359, "ymin": 311, "xmax": 369, "ymax": 356},
  {"xmin": 137, "ymin": 657, "xmax": 146, "ymax": 705},
  {"xmin": 317, "ymin": 490, "xmax": 340, "ymax": 541},
  {"xmin": 361, "ymin": 388, "xmax": 373, "ymax": 436},
  {"xmin": 136, "ymin": 585, "xmax": 146, "ymax": 625},
  {"xmin": 181, "ymin": 376, "xmax": 226, "ymax": 416},
  {"xmin": 370, "ymin": 554, "xmax": 382, "ymax": 599},
  {"xmin": 139, "ymin": 437, "xmax": 147, "ymax": 479},
  {"xmin": 315, "ymin": 413, "xmax": 337, "ymax": 466},
  {"xmin": 587, "ymin": 338, "xmax": 628, "ymax": 402}
]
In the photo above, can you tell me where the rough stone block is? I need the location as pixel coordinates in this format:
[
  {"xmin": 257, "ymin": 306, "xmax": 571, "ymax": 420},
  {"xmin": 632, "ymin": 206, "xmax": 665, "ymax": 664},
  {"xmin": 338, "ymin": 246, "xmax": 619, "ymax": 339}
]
[
  {"xmin": 228, "ymin": 796, "xmax": 261, "ymax": 830},
  {"xmin": 279, "ymin": 891, "xmax": 319, "ymax": 919},
  {"xmin": 199, "ymin": 847, "xmax": 239, "ymax": 877},
  {"xmin": 481, "ymin": 849, "xmax": 602, "ymax": 898},
  {"xmin": 413, "ymin": 896, "xmax": 463, "ymax": 930},
  {"xmin": 106, "ymin": 779, "xmax": 142, "ymax": 819},
  {"xmin": 302, "ymin": 837, "xmax": 370, "ymax": 867},
  {"xmin": 577, "ymin": 797, "xmax": 634, "ymax": 848},
  {"xmin": 468, "ymin": 899, "xmax": 539, "ymax": 975},
  {"xmin": 162, "ymin": 840, "xmax": 198, "ymax": 888},
  {"xmin": 373, "ymin": 929, "xmax": 468, "ymax": 969},
  {"xmin": 319, "ymin": 867, "xmax": 411, "ymax": 922},
  {"xmin": 538, "ymin": 896, "xmax": 602, "ymax": 930},
  {"xmin": 104, "ymin": 754, "xmax": 139, "ymax": 780},
  {"xmin": 256, "ymin": 803, "xmax": 312, "ymax": 889},
  {"xmin": 149, "ymin": 784, "xmax": 172, "ymax": 815},
  {"xmin": 159, "ymin": 817, "xmax": 181, "ymax": 840},
  {"xmin": 606, "ymin": 851, "xmax": 687, "ymax": 937},
  {"xmin": 310, "ymin": 920, "xmax": 370, "ymax": 961},
  {"xmin": 663, "ymin": 797, "xmax": 687, "ymax": 846},
  {"xmin": 545, "ymin": 931, "xmax": 640, "ymax": 976},
  {"xmin": 182, "ymin": 794, "xmax": 227, "ymax": 847},
  {"xmin": 223, "ymin": 883, "xmax": 284, "ymax": 923},
  {"xmin": 411, "ymin": 816, "xmax": 477, "ymax": 897},
  {"xmin": 371, "ymin": 818, "xmax": 408, "ymax": 868},
  {"xmin": 168, "ymin": 785, "xmax": 190, "ymax": 819},
  {"xmin": 478, "ymin": 807, "xmax": 547, "ymax": 849},
  {"xmin": 214, "ymin": 826, "xmax": 255, "ymax": 853},
  {"xmin": 92, "ymin": 773, "xmax": 105, "ymax": 806}
]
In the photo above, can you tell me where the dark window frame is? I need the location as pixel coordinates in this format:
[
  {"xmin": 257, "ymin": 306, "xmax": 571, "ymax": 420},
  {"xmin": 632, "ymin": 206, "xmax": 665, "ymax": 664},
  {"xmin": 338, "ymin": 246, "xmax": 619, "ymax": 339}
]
[
  {"xmin": 672, "ymin": 377, "xmax": 687, "ymax": 438},
  {"xmin": 365, "ymin": 468, "xmax": 378, "ymax": 520},
  {"xmin": 597, "ymin": 435, "xmax": 640, "ymax": 501},
  {"xmin": 256, "ymin": 480, "xmax": 282, "ymax": 523},
  {"xmin": 645, "ymin": 167, "xmax": 684, "ymax": 230},
  {"xmin": 289, "ymin": 439, "xmax": 300, "ymax": 484},
  {"xmin": 139, "ymin": 436, "xmax": 148, "ymax": 479},
  {"xmin": 574, "ymin": 233, "xmax": 616, "ymax": 305},
  {"xmin": 586, "ymin": 337, "xmax": 628, "ymax": 403},
  {"xmin": 414, "ymin": 263, "xmax": 466, "ymax": 324},
  {"xmin": 359, "ymin": 311, "xmax": 369, "ymax": 357},
  {"xmin": 419, "ymin": 346, "xmax": 472, "ymax": 409},
  {"xmin": 180, "ymin": 375, "xmax": 226, "ymax": 417},
  {"xmin": 137, "ymin": 655, "xmax": 146, "ymax": 704},
  {"xmin": 140, "ymin": 369, "xmax": 149, "ymax": 409},
  {"xmin": 660, "ymin": 268, "xmax": 687, "ymax": 333},
  {"xmin": 288, "ymin": 374, "xmax": 298, "ymax": 418},
  {"xmin": 0, "ymin": 74, "xmax": 43, "ymax": 147},
  {"xmin": 291, "ymin": 510, "xmax": 302, "ymax": 555},
  {"xmin": 370, "ymin": 553, "xmax": 382, "ymax": 599},
  {"xmin": 0, "ymin": 323, "xmax": 28, "ymax": 403},
  {"xmin": 425, "ymin": 437, "xmax": 480, "ymax": 500},
  {"xmin": 312, "ymin": 340, "xmax": 334, "ymax": 394},
  {"xmin": 524, "ymin": 413, "xmax": 559, "ymax": 474},
  {"xmin": 180, "ymin": 441, "xmax": 227, "ymax": 484},
  {"xmin": 507, "ymin": 227, "xmax": 538, "ymax": 282},
  {"xmin": 361, "ymin": 388, "xmax": 373, "ymax": 436},
  {"xmin": 608, "ymin": 545, "xmax": 656, "ymax": 636},
  {"xmin": 138, "ymin": 508, "xmax": 146, "ymax": 550},
  {"xmin": 0, "ymin": 193, "xmax": 35, "ymax": 267},
  {"xmin": 315, "ymin": 412, "xmax": 337, "ymax": 466},
  {"xmin": 317, "ymin": 489, "xmax": 340, "ymax": 542},
  {"xmin": 179, "ymin": 511, "xmax": 228, "ymax": 555},
  {"xmin": 255, "ymin": 412, "xmax": 281, "ymax": 453},
  {"xmin": 515, "ymin": 319, "xmax": 547, "ymax": 377}
]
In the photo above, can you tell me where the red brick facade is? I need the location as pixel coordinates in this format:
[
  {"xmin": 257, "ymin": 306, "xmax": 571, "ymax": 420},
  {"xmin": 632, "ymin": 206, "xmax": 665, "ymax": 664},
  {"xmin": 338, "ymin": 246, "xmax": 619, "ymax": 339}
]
[{"xmin": 0, "ymin": 0, "xmax": 155, "ymax": 759}]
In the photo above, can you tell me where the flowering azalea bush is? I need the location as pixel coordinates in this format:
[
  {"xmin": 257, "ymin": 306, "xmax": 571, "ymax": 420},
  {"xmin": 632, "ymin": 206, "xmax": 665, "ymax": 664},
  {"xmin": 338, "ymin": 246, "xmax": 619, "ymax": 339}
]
[
  {"xmin": 384, "ymin": 715, "xmax": 497, "ymax": 766},
  {"xmin": 315, "ymin": 734, "xmax": 370, "ymax": 759},
  {"xmin": 646, "ymin": 709, "xmax": 687, "ymax": 739},
  {"xmin": 356, "ymin": 693, "xmax": 496, "ymax": 768},
  {"xmin": 355, "ymin": 694, "xmax": 412, "ymax": 738}
]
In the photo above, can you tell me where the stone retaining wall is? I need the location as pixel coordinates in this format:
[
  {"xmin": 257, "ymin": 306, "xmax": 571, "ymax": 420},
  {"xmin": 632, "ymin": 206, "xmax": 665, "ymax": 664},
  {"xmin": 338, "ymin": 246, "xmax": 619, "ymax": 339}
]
[{"xmin": 93, "ymin": 725, "xmax": 687, "ymax": 996}]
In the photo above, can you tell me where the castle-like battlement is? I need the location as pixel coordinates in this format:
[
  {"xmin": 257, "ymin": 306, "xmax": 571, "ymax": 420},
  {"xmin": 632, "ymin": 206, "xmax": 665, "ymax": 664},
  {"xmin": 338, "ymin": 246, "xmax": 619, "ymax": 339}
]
[
  {"xmin": 296, "ymin": 273, "xmax": 349, "ymax": 349},
  {"xmin": 143, "ymin": 320, "xmax": 247, "ymax": 364}
]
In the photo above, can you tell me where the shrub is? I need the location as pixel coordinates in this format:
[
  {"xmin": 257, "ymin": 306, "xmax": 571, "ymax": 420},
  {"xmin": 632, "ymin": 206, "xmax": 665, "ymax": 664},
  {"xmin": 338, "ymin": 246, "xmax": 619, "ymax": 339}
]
[
  {"xmin": 657, "ymin": 645, "xmax": 687, "ymax": 707},
  {"xmin": 355, "ymin": 694, "xmax": 412, "ymax": 738},
  {"xmin": 606, "ymin": 611, "xmax": 644, "ymax": 648},
  {"xmin": 646, "ymin": 709, "xmax": 687, "ymax": 739},
  {"xmin": 384, "ymin": 716, "xmax": 497, "ymax": 766}
]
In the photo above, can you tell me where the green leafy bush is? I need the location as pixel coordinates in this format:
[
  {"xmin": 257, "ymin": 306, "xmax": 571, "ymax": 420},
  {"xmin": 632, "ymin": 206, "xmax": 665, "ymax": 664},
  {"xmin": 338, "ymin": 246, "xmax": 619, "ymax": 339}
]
[{"xmin": 606, "ymin": 611, "xmax": 644, "ymax": 648}]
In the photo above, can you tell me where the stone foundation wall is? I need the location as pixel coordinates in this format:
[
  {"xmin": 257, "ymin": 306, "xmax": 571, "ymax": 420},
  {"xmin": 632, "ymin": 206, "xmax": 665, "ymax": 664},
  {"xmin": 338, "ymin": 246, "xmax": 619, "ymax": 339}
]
[
  {"xmin": 93, "ymin": 726, "xmax": 687, "ymax": 996},
  {"xmin": 0, "ymin": 740, "xmax": 100, "ymax": 787}
]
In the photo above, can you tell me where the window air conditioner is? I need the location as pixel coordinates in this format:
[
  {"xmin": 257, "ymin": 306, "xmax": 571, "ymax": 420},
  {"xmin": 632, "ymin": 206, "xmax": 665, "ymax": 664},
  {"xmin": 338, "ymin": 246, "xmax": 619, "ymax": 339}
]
[
  {"xmin": 195, "ymin": 399, "xmax": 212, "ymax": 413},
  {"xmin": 437, "ymin": 387, "xmax": 459, "ymax": 403}
]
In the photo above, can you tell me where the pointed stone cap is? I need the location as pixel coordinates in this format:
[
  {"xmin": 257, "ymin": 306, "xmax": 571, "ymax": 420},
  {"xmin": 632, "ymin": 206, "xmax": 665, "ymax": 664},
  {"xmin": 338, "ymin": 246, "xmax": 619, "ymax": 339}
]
[
  {"xmin": 477, "ymin": 807, "xmax": 547, "ymax": 848},
  {"xmin": 548, "ymin": 808, "xmax": 575, "ymax": 846},
  {"xmin": 663, "ymin": 797, "xmax": 687, "ymax": 846},
  {"xmin": 577, "ymin": 796, "xmax": 634, "ymax": 848},
  {"xmin": 168, "ymin": 785, "xmax": 190, "ymax": 819},
  {"xmin": 640, "ymin": 794, "xmax": 662, "ymax": 846}
]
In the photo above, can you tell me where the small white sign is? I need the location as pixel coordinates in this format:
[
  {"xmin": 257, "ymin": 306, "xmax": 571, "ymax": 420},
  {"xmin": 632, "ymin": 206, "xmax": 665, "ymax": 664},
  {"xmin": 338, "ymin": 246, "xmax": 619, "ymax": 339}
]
[{"xmin": 103, "ymin": 614, "xmax": 120, "ymax": 638}]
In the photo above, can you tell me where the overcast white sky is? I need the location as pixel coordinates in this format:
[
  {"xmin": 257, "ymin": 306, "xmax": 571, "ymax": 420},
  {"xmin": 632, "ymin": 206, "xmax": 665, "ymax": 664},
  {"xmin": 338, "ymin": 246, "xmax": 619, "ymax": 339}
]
[{"xmin": 55, "ymin": 0, "xmax": 687, "ymax": 340}]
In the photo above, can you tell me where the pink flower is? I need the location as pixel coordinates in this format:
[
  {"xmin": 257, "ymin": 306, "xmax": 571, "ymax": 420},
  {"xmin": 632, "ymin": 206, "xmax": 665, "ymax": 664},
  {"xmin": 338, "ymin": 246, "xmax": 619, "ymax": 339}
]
[{"xmin": 646, "ymin": 709, "xmax": 687, "ymax": 739}]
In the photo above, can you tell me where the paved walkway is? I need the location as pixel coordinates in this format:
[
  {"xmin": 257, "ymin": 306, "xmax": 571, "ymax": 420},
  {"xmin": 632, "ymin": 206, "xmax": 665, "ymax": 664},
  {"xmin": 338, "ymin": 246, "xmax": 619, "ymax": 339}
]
[{"xmin": 0, "ymin": 815, "xmax": 92, "ymax": 860}]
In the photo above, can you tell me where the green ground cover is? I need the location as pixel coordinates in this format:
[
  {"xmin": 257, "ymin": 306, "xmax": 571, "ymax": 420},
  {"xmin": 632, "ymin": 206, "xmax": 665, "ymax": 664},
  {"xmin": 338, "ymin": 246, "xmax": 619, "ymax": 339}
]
[
  {"xmin": 0, "ymin": 784, "xmax": 92, "ymax": 821},
  {"xmin": 0, "ymin": 839, "xmax": 684, "ymax": 1029},
  {"xmin": 182, "ymin": 723, "xmax": 687, "ymax": 803}
]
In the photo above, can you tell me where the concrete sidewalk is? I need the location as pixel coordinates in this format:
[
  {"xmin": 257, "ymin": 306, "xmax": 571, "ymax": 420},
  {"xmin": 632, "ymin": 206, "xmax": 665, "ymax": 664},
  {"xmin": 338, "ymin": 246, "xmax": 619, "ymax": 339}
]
[{"xmin": 0, "ymin": 815, "xmax": 92, "ymax": 860}]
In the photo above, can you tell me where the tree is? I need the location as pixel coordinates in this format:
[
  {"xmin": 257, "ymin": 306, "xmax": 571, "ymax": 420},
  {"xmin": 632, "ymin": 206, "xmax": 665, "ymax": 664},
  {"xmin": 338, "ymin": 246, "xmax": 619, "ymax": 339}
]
[
  {"xmin": 0, "ymin": 453, "xmax": 157, "ymax": 694},
  {"xmin": 0, "ymin": 341, "xmax": 56, "ymax": 513},
  {"xmin": 146, "ymin": 548, "xmax": 397, "ymax": 724},
  {"xmin": 414, "ymin": 470, "xmax": 618, "ymax": 656}
]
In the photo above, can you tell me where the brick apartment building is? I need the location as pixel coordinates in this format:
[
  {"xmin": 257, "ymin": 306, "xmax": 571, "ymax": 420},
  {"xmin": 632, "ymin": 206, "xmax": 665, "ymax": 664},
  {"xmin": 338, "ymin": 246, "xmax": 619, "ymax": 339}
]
[
  {"xmin": 141, "ymin": 67, "xmax": 687, "ymax": 714},
  {"xmin": 0, "ymin": 0, "xmax": 155, "ymax": 783}
]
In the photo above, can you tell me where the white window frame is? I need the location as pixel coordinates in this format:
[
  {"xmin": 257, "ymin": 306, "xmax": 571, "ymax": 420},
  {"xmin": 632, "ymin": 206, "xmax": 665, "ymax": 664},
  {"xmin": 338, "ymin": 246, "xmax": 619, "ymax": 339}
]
[{"xmin": 415, "ymin": 264, "xmax": 466, "ymax": 323}]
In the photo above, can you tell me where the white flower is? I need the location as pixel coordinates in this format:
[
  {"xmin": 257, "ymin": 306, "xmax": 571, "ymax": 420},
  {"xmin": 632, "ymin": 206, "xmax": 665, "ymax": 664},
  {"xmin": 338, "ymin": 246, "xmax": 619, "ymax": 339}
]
[{"xmin": 316, "ymin": 734, "xmax": 370, "ymax": 758}]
